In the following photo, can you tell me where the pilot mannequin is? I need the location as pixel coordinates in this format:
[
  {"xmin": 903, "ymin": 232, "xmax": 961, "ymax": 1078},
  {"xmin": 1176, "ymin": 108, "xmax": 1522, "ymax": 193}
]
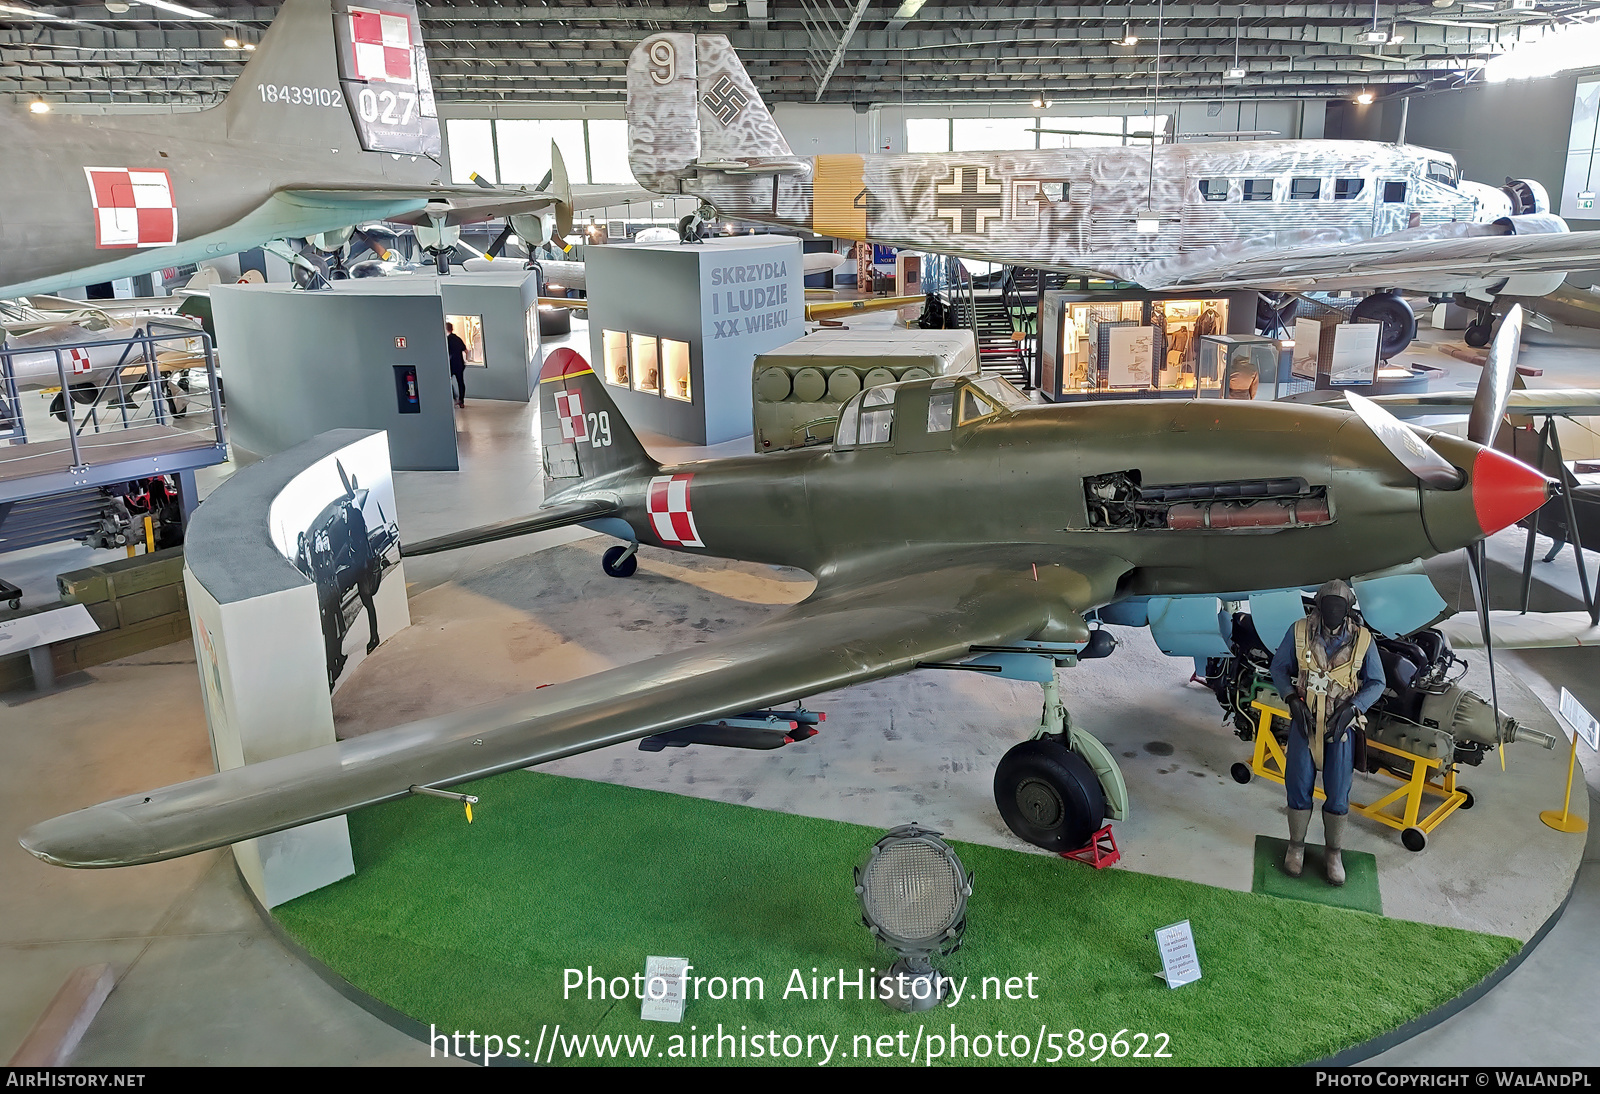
[{"xmin": 1268, "ymin": 579, "xmax": 1385, "ymax": 886}]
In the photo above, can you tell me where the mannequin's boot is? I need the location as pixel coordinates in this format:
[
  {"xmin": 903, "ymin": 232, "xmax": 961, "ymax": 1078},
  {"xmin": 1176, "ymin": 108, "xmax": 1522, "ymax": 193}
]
[
  {"xmin": 1284, "ymin": 808, "xmax": 1312, "ymax": 878},
  {"xmin": 1323, "ymin": 810, "xmax": 1347, "ymax": 887}
]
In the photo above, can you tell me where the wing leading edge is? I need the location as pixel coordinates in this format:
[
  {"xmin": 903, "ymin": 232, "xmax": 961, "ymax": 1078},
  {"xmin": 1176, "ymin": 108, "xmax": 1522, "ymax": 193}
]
[
  {"xmin": 1156, "ymin": 230, "xmax": 1600, "ymax": 295},
  {"xmin": 20, "ymin": 554, "xmax": 1130, "ymax": 869}
]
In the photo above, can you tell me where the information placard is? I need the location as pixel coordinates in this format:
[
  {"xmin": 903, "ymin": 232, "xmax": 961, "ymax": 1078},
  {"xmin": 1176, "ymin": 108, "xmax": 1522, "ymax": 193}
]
[
  {"xmin": 1559, "ymin": 687, "xmax": 1600, "ymax": 752},
  {"xmin": 640, "ymin": 956, "xmax": 690, "ymax": 1023},
  {"xmin": 0, "ymin": 603, "xmax": 97, "ymax": 657},
  {"xmin": 1153, "ymin": 920, "xmax": 1202, "ymax": 989}
]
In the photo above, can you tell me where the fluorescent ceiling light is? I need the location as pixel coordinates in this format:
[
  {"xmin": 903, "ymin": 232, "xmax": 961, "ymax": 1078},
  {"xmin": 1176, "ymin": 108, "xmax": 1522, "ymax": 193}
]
[
  {"xmin": 1485, "ymin": 20, "xmax": 1600, "ymax": 82},
  {"xmin": 1135, "ymin": 216, "xmax": 1161, "ymax": 234},
  {"xmin": 1360, "ymin": 30, "xmax": 1389, "ymax": 43},
  {"xmin": 141, "ymin": 0, "xmax": 212, "ymax": 17},
  {"xmin": 0, "ymin": 3, "xmax": 90, "ymax": 24},
  {"xmin": 1224, "ymin": 66, "xmax": 1247, "ymax": 79}
]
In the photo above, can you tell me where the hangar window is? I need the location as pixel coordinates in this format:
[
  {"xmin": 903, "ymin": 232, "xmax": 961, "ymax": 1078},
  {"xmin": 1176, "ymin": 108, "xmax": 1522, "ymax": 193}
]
[
  {"xmin": 1198, "ymin": 178, "xmax": 1229, "ymax": 202},
  {"xmin": 1334, "ymin": 178, "xmax": 1365, "ymax": 200},
  {"xmin": 1383, "ymin": 181, "xmax": 1408, "ymax": 203},
  {"xmin": 1290, "ymin": 178, "xmax": 1321, "ymax": 200},
  {"xmin": 1243, "ymin": 178, "xmax": 1275, "ymax": 202}
]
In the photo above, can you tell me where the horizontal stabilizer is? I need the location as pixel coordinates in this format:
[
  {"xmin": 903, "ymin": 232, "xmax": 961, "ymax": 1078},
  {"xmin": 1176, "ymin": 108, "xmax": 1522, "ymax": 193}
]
[{"xmin": 400, "ymin": 497, "xmax": 618, "ymax": 556}]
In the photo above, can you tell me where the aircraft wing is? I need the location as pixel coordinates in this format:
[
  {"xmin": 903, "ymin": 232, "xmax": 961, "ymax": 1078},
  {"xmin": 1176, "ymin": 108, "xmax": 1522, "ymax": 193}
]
[
  {"xmin": 401, "ymin": 497, "xmax": 619, "ymax": 556},
  {"xmin": 1439, "ymin": 610, "xmax": 1600, "ymax": 649},
  {"xmin": 1155, "ymin": 230, "xmax": 1600, "ymax": 295},
  {"xmin": 289, "ymin": 182, "xmax": 651, "ymax": 228},
  {"xmin": 1286, "ymin": 389, "xmax": 1600, "ymax": 419},
  {"xmin": 19, "ymin": 552, "xmax": 1131, "ymax": 868}
]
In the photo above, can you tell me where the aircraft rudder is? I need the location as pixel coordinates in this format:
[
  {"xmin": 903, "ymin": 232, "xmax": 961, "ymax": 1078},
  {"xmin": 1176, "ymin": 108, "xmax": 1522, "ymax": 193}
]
[
  {"xmin": 627, "ymin": 32, "xmax": 702, "ymax": 192},
  {"xmin": 539, "ymin": 348, "xmax": 656, "ymax": 488},
  {"xmin": 223, "ymin": 0, "xmax": 441, "ymax": 162},
  {"xmin": 694, "ymin": 35, "xmax": 791, "ymax": 162}
]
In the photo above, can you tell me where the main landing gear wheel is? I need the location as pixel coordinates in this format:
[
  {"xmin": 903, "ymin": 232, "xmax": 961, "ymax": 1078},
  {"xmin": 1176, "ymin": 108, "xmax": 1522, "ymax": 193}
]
[
  {"xmin": 994, "ymin": 738, "xmax": 1106, "ymax": 852},
  {"xmin": 1351, "ymin": 290, "xmax": 1418, "ymax": 359},
  {"xmin": 602, "ymin": 545, "xmax": 638, "ymax": 578}
]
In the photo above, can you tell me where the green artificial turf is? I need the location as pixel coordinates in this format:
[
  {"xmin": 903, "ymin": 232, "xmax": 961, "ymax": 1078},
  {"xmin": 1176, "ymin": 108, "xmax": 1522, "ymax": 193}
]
[
  {"xmin": 275, "ymin": 771, "xmax": 1520, "ymax": 1067},
  {"xmin": 1253, "ymin": 836, "xmax": 1383, "ymax": 916}
]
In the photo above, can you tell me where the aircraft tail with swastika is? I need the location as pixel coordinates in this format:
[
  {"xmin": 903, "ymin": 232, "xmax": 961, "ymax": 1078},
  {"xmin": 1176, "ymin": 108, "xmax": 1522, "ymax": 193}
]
[
  {"xmin": 626, "ymin": 33, "xmax": 792, "ymax": 193},
  {"xmin": 539, "ymin": 348, "xmax": 658, "ymax": 499}
]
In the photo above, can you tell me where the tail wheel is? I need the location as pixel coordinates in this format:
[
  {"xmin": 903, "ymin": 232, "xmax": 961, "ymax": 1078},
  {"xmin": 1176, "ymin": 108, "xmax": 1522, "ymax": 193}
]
[
  {"xmin": 993, "ymin": 739, "xmax": 1106, "ymax": 852},
  {"xmin": 1351, "ymin": 291, "xmax": 1417, "ymax": 359},
  {"xmin": 1464, "ymin": 321, "xmax": 1493, "ymax": 348},
  {"xmin": 602, "ymin": 544, "xmax": 638, "ymax": 578}
]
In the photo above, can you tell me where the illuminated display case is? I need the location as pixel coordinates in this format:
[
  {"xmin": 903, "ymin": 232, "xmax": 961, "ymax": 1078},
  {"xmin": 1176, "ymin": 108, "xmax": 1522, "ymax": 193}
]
[
  {"xmin": 1196, "ymin": 334, "xmax": 1281, "ymax": 400},
  {"xmin": 1039, "ymin": 290, "xmax": 1248, "ymax": 401}
]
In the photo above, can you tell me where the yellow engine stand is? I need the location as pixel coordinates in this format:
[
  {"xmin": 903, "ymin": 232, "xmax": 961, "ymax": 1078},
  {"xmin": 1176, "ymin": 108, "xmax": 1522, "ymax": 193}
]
[{"xmin": 1242, "ymin": 699, "xmax": 1472, "ymax": 851}]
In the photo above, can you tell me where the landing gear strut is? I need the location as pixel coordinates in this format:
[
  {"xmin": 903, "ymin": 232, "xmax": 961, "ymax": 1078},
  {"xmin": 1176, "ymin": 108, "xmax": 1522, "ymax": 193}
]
[
  {"xmin": 678, "ymin": 204, "xmax": 714, "ymax": 244},
  {"xmin": 992, "ymin": 673, "xmax": 1125, "ymax": 852},
  {"xmin": 1464, "ymin": 304, "xmax": 1495, "ymax": 349},
  {"xmin": 1351, "ymin": 289, "xmax": 1418, "ymax": 359},
  {"xmin": 602, "ymin": 542, "xmax": 639, "ymax": 578}
]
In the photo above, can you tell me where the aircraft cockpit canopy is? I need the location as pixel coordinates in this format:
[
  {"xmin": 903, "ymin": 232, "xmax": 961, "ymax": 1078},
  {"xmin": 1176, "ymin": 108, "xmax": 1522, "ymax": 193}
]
[
  {"xmin": 834, "ymin": 375, "xmax": 1029, "ymax": 450},
  {"xmin": 1426, "ymin": 159, "xmax": 1461, "ymax": 188}
]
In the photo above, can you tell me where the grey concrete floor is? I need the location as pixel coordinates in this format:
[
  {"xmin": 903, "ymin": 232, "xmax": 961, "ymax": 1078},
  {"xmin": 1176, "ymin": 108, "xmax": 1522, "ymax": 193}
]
[{"xmin": 3, "ymin": 315, "xmax": 1600, "ymax": 1065}]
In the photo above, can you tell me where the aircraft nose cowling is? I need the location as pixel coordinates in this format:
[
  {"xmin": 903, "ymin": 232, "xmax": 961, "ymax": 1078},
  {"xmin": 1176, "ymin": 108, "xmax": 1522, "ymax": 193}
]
[{"xmin": 1471, "ymin": 447, "xmax": 1552, "ymax": 535}]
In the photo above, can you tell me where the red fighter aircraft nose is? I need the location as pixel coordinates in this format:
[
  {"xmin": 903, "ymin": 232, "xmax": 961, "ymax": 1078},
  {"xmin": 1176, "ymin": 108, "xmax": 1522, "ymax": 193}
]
[{"xmin": 1471, "ymin": 447, "xmax": 1553, "ymax": 535}]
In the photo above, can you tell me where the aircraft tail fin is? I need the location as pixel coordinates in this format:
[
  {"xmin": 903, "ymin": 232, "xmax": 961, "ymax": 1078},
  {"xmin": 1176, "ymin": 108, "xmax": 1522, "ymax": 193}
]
[
  {"xmin": 627, "ymin": 33, "xmax": 790, "ymax": 193},
  {"xmin": 539, "ymin": 348, "xmax": 658, "ymax": 496},
  {"xmin": 221, "ymin": 0, "xmax": 442, "ymax": 163}
]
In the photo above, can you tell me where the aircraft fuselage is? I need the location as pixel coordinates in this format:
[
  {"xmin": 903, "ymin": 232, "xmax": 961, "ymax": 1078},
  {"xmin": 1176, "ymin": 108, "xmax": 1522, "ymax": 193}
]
[
  {"xmin": 578, "ymin": 394, "xmax": 1508, "ymax": 607},
  {"xmin": 682, "ymin": 140, "xmax": 1524, "ymax": 292}
]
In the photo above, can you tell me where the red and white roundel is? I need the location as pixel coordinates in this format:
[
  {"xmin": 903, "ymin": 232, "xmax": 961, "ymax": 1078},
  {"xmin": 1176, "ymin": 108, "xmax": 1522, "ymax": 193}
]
[
  {"xmin": 553, "ymin": 389, "xmax": 587, "ymax": 442},
  {"xmin": 349, "ymin": 6, "xmax": 415, "ymax": 84},
  {"xmin": 68, "ymin": 347, "xmax": 93, "ymax": 375},
  {"xmin": 647, "ymin": 474, "xmax": 704, "ymax": 548},
  {"xmin": 84, "ymin": 167, "xmax": 177, "ymax": 249}
]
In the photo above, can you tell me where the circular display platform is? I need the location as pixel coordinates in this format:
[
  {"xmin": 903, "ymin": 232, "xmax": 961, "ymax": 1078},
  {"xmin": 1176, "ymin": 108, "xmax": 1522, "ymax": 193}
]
[{"xmin": 273, "ymin": 541, "xmax": 1586, "ymax": 1066}]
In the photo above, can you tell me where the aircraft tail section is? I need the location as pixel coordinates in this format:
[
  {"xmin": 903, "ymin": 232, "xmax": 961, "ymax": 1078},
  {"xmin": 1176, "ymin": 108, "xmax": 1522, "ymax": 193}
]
[
  {"xmin": 222, "ymin": 0, "xmax": 441, "ymax": 162},
  {"xmin": 539, "ymin": 348, "xmax": 658, "ymax": 496},
  {"xmin": 627, "ymin": 33, "xmax": 790, "ymax": 193}
]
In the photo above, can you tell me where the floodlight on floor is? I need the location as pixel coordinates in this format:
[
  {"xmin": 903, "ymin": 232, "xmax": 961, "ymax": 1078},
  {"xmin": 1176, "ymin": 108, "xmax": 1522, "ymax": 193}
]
[{"xmin": 854, "ymin": 824, "xmax": 972, "ymax": 1012}]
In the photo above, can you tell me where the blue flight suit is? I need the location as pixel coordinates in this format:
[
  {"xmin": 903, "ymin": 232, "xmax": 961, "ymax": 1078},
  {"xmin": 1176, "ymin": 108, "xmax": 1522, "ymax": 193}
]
[{"xmin": 1269, "ymin": 627, "xmax": 1385, "ymax": 815}]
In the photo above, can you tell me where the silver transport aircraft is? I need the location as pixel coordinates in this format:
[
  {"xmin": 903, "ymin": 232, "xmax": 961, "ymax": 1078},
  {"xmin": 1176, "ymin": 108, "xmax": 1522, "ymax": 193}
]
[
  {"xmin": 0, "ymin": 0, "xmax": 642, "ymax": 301},
  {"xmin": 625, "ymin": 33, "xmax": 1600, "ymax": 356}
]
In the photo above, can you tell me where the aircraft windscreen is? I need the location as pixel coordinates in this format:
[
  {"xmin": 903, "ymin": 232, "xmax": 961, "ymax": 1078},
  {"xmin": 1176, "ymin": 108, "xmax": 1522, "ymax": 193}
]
[
  {"xmin": 1426, "ymin": 160, "xmax": 1460, "ymax": 187},
  {"xmin": 972, "ymin": 376, "xmax": 1029, "ymax": 409}
]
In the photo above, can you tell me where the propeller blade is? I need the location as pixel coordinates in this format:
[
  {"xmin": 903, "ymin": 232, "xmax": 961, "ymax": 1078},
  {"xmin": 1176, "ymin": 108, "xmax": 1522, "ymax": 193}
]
[
  {"xmin": 1344, "ymin": 391, "xmax": 1466, "ymax": 489},
  {"xmin": 467, "ymin": 171, "xmax": 497, "ymax": 191},
  {"xmin": 486, "ymin": 225, "xmax": 515, "ymax": 259},
  {"xmin": 550, "ymin": 143, "xmax": 574, "ymax": 238},
  {"xmin": 352, "ymin": 228, "xmax": 392, "ymax": 262},
  {"xmin": 336, "ymin": 458, "xmax": 354, "ymax": 498},
  {"xmin": 532, "ymin": 168, "xmax": 554, "ymax": 194},
  {"xmin": 1466, "ymin": 540, "xmax": 1504, "ymax": 763},
  {"xmin": 1468, "ymin": 304, "xmax": 1523, "ymax": 447}
]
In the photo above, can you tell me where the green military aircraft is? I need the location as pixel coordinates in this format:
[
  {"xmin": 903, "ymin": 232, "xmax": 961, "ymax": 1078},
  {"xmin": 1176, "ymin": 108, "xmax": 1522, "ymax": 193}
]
[{"xmin": 20, "ymin": 312, "xmax": 1550, "ymax": 868}]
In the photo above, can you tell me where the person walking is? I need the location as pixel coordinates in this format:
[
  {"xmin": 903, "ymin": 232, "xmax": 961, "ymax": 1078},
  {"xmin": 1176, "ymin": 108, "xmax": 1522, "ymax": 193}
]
[{"xmin": 446, "ymin": 321, "xmax": 468, "ymax": 408}]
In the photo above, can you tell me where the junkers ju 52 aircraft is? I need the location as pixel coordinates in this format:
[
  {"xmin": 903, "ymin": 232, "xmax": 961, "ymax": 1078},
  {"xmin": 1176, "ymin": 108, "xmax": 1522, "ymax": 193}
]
[
  {"xmin": 624, "ymin": 33, "xmax": 1600, "ymax": 358},
  {"xmin": 0, "ymin": 0, "xmax": 638, "ymax": 300},
  {"xmin": 20, "ymin": 315, "xmax": 1555, "ymax": 869}
]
